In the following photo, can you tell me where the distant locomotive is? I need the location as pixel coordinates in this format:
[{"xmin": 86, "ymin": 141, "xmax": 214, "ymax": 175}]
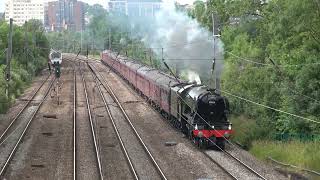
[
  {"xmin": 101, "ymin": 50, "xmax": 233, "ymax": 149},
  {"xmin": 49, "ymin": 49, "xmax": 62, "ymax": 78}
]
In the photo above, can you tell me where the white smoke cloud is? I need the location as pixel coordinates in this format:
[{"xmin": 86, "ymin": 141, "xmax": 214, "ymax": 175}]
[
  {"xmin": 181, "ymin": 70, "xmax": 202, "ymax": 84},
  {"xmin": 129, "ymin": 1, "xmax": 224, "ymax": 83}
]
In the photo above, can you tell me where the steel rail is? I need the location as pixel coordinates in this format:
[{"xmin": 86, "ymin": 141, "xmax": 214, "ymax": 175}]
[
  {"xmin": 87, "ymin": 64, "xmax": 139, "ymax": 180},
  {"xmin": 0, "ymin": 74, "xmax": 51, "ymax": 143},
  {"xmin": 224, "ymin": 150, "xmax": 267, "ymax": 179},
  {"xmin": 0, "ymin": 76, "xmax": 56, "ymax": 177},
  {"xmin": 73, "ymin": 64, "xmax": 77, "ymax": 180},
  {"xmin": 87, "ymin": 63, "xmax": 167, "ymax": 180},
  {"xmin": 202, "ymin": 152, "xmax": 239, "ymax": 179},
  {"xmin": 60, "ymin": 57, "xmax": 78, "ymax": 180},
  {"xmin": 78, "ymin": 62, "xmax": 104, "ymax": 180}
]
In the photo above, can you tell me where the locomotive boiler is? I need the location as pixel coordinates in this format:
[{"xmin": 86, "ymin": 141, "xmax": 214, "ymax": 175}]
[{"xmin": 101, "ymin": 50, "xmax": 232, "ymax": 149}]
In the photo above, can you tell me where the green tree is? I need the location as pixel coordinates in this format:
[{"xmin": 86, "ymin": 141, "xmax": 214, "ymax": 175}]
[
  {"xmin": 189, "ymin": 0, "xmax": 320, "ymax": 140},
  {"xmin": 0, "ymin": 20, "xmax": 49, "ymax": 113}
]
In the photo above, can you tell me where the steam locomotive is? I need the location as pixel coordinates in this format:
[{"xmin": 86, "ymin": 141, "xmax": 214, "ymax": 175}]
[
  {"xmin": 101, "ymin": 50, "xmax": 233, "ymax": 149},
  {"xmin": 49, "ymin": 49, "xmax": 62, "ymax": 78}
]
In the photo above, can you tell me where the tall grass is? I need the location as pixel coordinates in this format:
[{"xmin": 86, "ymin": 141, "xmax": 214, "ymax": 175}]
[
  {"xmin": 231, "ymin": 115, "xmax": 320, "ymax": 176},
  {"xmin": 250, "ymin": 140, "xmax": 320, "ymax": 172}
]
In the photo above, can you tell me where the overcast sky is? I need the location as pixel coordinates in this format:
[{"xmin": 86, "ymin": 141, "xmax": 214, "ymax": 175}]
[{"xmin": 0, "ymin": 0, "xmax": 198, "ymax": 13}]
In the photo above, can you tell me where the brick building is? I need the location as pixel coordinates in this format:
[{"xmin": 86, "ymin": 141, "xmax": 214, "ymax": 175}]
[{"xmin": 45, "ymin": 0, "xmax": 84, "ymax": 32}]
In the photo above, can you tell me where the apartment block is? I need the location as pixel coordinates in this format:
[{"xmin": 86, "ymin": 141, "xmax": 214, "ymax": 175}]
[{"xmin": 5, "ymin": 0, "xmax": 44, "ymax": 26}]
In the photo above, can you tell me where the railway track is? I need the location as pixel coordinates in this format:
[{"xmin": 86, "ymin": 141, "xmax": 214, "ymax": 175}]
[
  {"xmin": 86, "ymin": 62, "xmax": 138, "ymax": 180},
  {"xmin": 0, "ymin": 74, "xmax": 51, "ymax": 143},
  {"xmin": 75, "ymin": 61, "xmax": 104, "ymax": 179},
  {"xmin": 72, "ymin": 58, "xmax": 134, "ymax": 179},
  {"xmin": 204, "ymin": 149, "xmax": 266, "ymax": 180},
  {"xmin": 0, "ymin": 75, "xmax": 55, "ymax": 177},
  {"xmin": 68, "ymin": 54, "xmax": 270, "ymax": 179},
  {"xmin": 72, "ymin": 61, "xmax": 76, "ymax": 180},
  {"xmin": 87, "ymin": 62, "xmax": 167, "ymax": 180},
  {"xmin": 64, "ymin": 55, "xmax": 165, "ymax": 179}
]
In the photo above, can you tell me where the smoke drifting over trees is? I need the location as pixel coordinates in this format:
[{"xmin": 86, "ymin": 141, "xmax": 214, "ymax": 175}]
[{"xmin": 128, "ymin": 2, "xmax": 224, "ymax": 83}]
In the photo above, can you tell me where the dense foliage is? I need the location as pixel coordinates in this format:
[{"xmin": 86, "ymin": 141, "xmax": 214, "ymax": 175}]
[
  {"xmin": 0, "ymin": 20, "xmax": 49, "ymax": 113},
  {"xmin": 188, "ymin": 0, "xmax": 320, "ymax": 144}
]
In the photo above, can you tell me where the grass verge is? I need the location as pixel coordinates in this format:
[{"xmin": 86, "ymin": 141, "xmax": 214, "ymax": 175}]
[
  {"xmin": 250, "ymin": 140, "xmax": 320, "ymax": 173},
  {"xmin": 230, "ymin": 115, "xmax": 320, "ymax": 177}
]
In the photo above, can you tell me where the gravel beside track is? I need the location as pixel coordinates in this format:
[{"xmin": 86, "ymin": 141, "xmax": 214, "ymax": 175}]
[
  {"xmin": 75, "ymin": 62, "xmax": 100, "ymax": 180},
  {"xmin": 86, "ymin": 62, "xmax": 163, "ymax": 180},
  {"xmin": 0, "ymin": 71, "xmax": 50, "ymax": 136},
  {"xmin": 225, "ymin": 145, "xmax": 287, "ymax": 180},
  {"xmin": 205, "ymin": 150, "xmax": 261, "ymax": 180},
  {"xmin": 1, "ymin": 62, "xmax": 73, "ymax": 179},
  {"xmin": 79, "ymin": 61, "xmax": 133, "ymax": 179},
  {"xmin": 0, "ymin": 74, "xmax": 55, "ymax": 177}
]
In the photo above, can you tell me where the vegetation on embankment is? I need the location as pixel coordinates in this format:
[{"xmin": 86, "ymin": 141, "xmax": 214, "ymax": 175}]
[
  {"xmin": 231, "ymin": 115, "xmax": 320, "ymax": 174},
  {"xmin": 0, "ymin": 20, "xmax": 49, "ymax": 113},
  {"xmin": 188, "ymin": 0, "xmax": 320, "ymax": 170},
  {"xmin": 250, "ymin": 140, "xmax": 320, "ymax": 173}
]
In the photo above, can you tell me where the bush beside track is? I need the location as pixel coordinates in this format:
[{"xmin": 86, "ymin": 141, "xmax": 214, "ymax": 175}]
[{"xmin": 0, "ymin": 20, "xmax": 49, "ymax": 113}]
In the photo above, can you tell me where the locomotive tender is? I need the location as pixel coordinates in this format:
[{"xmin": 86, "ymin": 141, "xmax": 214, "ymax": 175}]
[{"xmin": 101, "ymin": 50, "xmax": 233, "ymax": 149}]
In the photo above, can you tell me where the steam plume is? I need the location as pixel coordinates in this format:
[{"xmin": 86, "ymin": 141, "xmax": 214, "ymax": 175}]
[{"xmin": 128, "ymin": 1, "xmax": 224, "ymax": 83}]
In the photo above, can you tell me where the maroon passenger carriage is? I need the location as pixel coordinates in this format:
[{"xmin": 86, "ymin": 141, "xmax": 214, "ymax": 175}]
[{"xmin": 101, "ymin": 50, "xmax": 233, "ymax": 149}]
